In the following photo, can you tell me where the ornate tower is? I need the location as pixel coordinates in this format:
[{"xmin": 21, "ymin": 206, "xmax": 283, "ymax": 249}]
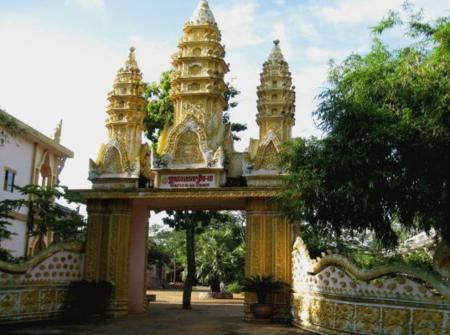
[
  {"xmin": 246, "ymin": 40, "xmax": 296, "ymax": 186},
  {"xmin": 152, "ymin": 0, "xmax": 232, "ymax": 188},
  {"xmin": 89, "ymin": 47, "xmax": 149, "ymax": 188}
]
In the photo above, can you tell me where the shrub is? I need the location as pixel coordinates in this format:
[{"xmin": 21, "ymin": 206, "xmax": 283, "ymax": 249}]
[{"xmin": 226, "ymin": 281, "xmax": 243, "ymax": 293}]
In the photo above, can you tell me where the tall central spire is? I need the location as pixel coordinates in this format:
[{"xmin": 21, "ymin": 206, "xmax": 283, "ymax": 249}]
[{"xmin": 152, "ymin": 0, "xmax": 232, "ymax": 188}]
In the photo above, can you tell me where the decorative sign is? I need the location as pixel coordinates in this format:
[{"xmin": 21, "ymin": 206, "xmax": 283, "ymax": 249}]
[{"xmin": 159, "ymin": 174, "xmax": 216, "ymax": 189}]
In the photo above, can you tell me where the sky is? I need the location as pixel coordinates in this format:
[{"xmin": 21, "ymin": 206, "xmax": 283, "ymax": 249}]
[{"xmin": 0, "ymin": 0, "xmax": 449, "ymax": 196}]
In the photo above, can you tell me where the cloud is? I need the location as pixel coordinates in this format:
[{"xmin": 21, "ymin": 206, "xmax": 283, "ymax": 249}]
[
  {"xmin": 292, "ymin": 65, "xmax": 329, "ymax": 138},
  {"xmin": 270, "ymin": 23, "xmax": 294, "ymax": 60},
  {"xmin": 74, "ymin": 0, "xmax": 105, "ymax": 10},
  {"xmin": 0, "ymin": 19, "xmax": 172, "ymax": 190},
  {"xmin": 317, "ymin": 0, "xmax": 404, "ymax": 24},
  {"xmin": 214, "ymin": 1, "xmax": 263, "ymax": 49},
  {"xmin": 128, "ymin": 36, "xmax": 173, "ymax": 83},
  {"xmin": 225, "ymin": 52, "xmax": 261, "ymax": 151}
]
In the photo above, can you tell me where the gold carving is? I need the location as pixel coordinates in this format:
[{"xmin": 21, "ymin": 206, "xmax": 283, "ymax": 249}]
[
  {"xmin": 0, "ymin": 293, "xmax": 17, "ymax": 315},
  {"xmin": 335, "ymin": 303, "xmax": 354, "ymax": 330},
  {"xmin": 412, "ymin": 309, "xmax": 443, "ymax": 335},
  {"xmin": 20, "ymin": 291, "xmax": 39, "ymax": 314},
  {"xmin": 173, "ymin": 130, "xmax": 205, "ymax": 165},
  {"xmin": 156, "ymin": 2, "xmax": 232, "ymax": 170},
  {"xmin": 89, "ymin": 47, "xmax": 146, "ymax": 182},
  {"xmin": 355, "ymin": 306, "xmax": 380, "ymax": 333},
  {"xmin": 382, "ymin": 308, "xmax": 410, "ymax": 334}
]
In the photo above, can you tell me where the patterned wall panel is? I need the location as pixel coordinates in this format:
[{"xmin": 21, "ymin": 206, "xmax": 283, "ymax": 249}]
[
  {"xmin": 0, "ymin": 242, "xmax": 84, "ymax": 323},
  {"xmin": 291, "ymin": 237, "xmax": 450, "ymax": 335}
]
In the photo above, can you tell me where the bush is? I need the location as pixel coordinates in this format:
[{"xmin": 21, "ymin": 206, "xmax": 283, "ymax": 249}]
[
  {"xmin": 66, "ymin": 280, "xmax": 113, "ymax": 320},
  {"xmin": 226, "ymin": 281, "xmax": 243, "ymax": 293}
]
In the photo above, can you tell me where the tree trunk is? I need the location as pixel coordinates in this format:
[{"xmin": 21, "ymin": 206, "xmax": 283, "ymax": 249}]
[{"xmin": 183, "ymin": 226, "xmax": 196, "ymax": 309}]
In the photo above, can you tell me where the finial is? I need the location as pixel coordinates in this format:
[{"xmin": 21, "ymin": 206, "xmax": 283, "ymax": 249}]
[
  {"xmin": 124, "ymin": 46, "xmax": 139, "ymax": 71},
  {"xmin": 268, "ymin": 39, "xmax": 285, "ymax": 63},
  {"xmin": 190, "ymin": 0, "xmax": 215, "ymax": 24},
  {"xmin": 53, "ymin": 119, "xmax": 63, "ymax": 143}
]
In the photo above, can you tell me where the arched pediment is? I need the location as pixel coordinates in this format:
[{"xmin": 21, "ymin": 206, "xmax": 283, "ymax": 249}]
[
  {"xmin": 253, "ymin": 130, "xmax": 281, "ymax": 171},
  {"xmin": 100, "ymin": 140, "xmax": 125, "ymax": 174},
  {"xmin": 163, "ymin": 115, "xmax": 211, "ymax": 168}
]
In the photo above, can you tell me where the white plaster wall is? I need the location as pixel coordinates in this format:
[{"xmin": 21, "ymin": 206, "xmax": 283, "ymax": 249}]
[
  {"xmin": 0, "ymin": 126, "xmax": 34, "ymax": 257},
  {"xmin": 0, "ymin": 127, "xmax": 34, "ymax": 201}
]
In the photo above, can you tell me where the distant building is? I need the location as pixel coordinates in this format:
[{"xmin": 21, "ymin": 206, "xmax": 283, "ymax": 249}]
[{"xmin": 0, "ymin": 109, "xmax": 73, "ymax": 258}]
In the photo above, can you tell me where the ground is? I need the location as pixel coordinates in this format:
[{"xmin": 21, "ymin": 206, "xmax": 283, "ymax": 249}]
[{"xmin": 5, "ymin": 287, "xmax": 314, "ymax": 335}]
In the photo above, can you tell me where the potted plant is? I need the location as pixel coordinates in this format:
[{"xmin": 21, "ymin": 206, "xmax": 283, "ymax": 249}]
[{"xmin": 242, "ymin": 275, "xmax": 284, "ymax": 320}]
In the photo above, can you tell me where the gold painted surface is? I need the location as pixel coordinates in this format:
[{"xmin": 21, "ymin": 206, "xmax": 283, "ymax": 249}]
[
  {"xmin": 0, "ymin": 293, "xmax": 17, "ymax": 315},
  {"xmin": 412, "ymin": 309, "xmax": 443, "ymax": 335},
  {"xmin": 89, "ymin": 47, "xmax": 147, "ymax": 182},
  {"xmin": 355, "ymin": 306, "xmax": 380, "ymax": 334},
  {"xmin": 84, "ymin": 199, "xmax": 131, "ymax": 317},
  {"xmin": 156, "ymin": 1, "xmax": 232, "ymax": 168},
  {"xmin": 334, "ymin": 302, "xmax": 353, "ymax": 331},
  {"xmin": 247, "ymin": 40, "xmax": 295, "ymax": 175},
  {"xmin": 20, "ymin": 291, "xmax": 39, "ymax": 314},
  {"xmin": 244, "ymin": 198, "xmax": 292, "ymax": 321},
  {"xmin": 382, "ymin": 308, "xmax": 410, "ymax": 334},
  {"xmin": 172, "ymin": 130, "xmax": 205, "ymax": 165}
]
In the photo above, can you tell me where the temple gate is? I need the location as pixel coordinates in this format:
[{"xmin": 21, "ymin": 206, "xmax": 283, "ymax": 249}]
[{"xmin": 78, "ymin": 0, "xmax": 296, "ymax": 321}]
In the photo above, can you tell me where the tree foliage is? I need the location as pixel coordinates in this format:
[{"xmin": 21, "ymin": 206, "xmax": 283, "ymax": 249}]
[
  {"xmin": 162, "ymin": 210, "xmax": 226, "ymax": 309},
  {"xmin": 196, "ymin": 212, "xmax": 245, "ymax": 292},
  {"xmin": 144, "ymin": 71, "xmax": 174, "ymax": 144},
  {"xmin": 278, "ymin": 9, "xmax": 450, "ymax": 249},
  {"xmin": 18, "ymin": 185, "xmax": 86, "ymax": 242},
  {"xmin": 0, "ymin": 185, "xmax": 86, "ymax": 261},
  {"xmin": 0, "ymin": 200, "xmax": 22, "ymax": 261}
]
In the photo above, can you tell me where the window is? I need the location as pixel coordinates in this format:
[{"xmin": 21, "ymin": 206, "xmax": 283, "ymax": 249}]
[{"xmin": 3, "ymin": 169, "xmax": 16, "ymax": 192}]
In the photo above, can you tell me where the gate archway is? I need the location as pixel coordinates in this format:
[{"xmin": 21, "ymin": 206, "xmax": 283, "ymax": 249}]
[
  {"xmin": 78, "ymin": 0, "xmax": 296, "ymax": 322},
  {"xmin": 79, "ymin": 188, "xmax": 292, "ymax": 321}
]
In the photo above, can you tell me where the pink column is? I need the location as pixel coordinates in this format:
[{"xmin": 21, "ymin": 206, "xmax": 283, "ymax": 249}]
[{"xmin": 128, "ymin": 202, "xmax": 149, "ymax": 314}]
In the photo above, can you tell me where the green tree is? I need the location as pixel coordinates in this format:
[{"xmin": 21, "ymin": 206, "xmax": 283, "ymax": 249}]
[
  {"xmin": 278, "ymin": 9, "xmax": 450, "ymax": 249},
  {"xmin": 162, "ymin": 210, "xmax": 224, "ymax": 309},
  {"xmin": 0, "ymin": 185, "xmax": 85, "ymax": 260},
  {"xmin": 148, "ymin": 225, "xmax": 186, "ymax": 278},
  {"xmin": 0, "ymin": 200, "xmax": 22, "ymax": 261},
  {"xmin": 19, "ymin": 185, "xmax": 86, "ymax": 249},
  {"xmin": 196, "ymin": 212, "xmax": 245, "ymax": 292},
  {"xmin": 144, "ymin": 71, "xmax": 174, "ymax": 144}
]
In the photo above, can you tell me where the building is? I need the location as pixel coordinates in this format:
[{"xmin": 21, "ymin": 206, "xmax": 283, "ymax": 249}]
[{"xmin": 0, "ymin": 109, "xmax": 73, "ymax": 258}]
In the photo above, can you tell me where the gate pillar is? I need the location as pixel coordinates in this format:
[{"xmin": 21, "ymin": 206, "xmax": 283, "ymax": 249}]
[
  {"xmin": 245, "ymin": 198, "xmax": 292, "ymax": 322},
  {"xmin": 128, "ymin": 203, "xmax": 149, "ymax": 314},
  {"xmin": 85, "ymin": 199, "xmax": 131, "ymax": 317}
]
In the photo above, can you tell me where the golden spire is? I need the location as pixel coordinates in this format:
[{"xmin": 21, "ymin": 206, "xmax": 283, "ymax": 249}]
[
  {"xmin": 246, "ymin": 40, "xmax": 296, "ymax": 180},
  {"xmin": 89, "ymin": 47, "xmax": 147, "ymax": 186},
  {"xmin": 256, "ymin": 39, "xmax": 295, "ymax": 142},
  {"xmin": 155, "ymin": 0, "xmax": 230, "ymax": 169}
]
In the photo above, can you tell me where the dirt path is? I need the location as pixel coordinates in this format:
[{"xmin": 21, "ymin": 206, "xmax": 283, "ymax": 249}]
[{"xmin": 5, "ymin": 288, "xmax": 314, "ymax": 335}]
